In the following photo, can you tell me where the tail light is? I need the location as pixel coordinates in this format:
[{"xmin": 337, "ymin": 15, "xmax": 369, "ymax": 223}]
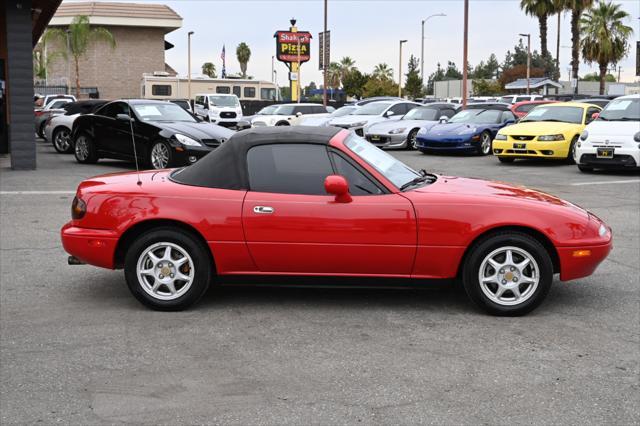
[
  {"xmin": 71, "ymin": 196, "xmax": 86, "ymax": 219},
  {"xmin": 34, "ymin": 110, "xmax": 44, "ymax": 117}
]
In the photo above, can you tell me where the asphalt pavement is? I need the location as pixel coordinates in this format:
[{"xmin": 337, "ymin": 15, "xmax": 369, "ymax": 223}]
[{"xmin": 1, "ymin": 140, "xmax": 638, "ymax": 425}]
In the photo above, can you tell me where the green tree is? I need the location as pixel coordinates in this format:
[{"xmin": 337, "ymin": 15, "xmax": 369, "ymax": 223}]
[
  {"xmin": 44, "ymin": 15, "xmax": 115, "ymax": 97},
  {"xmin": 373, "ymin": 63, "xmax": 393, "ymax": 80},
  {"xmin": 201, "ymin": 62, "xmax": 217, "ymax": 78},
  {"xmin": 581, "ymin": 71, "xmax": 616, "ymax": 82},
  {"xmin": 520, "ymin": 0, "xmax": 561, "ymax": 59},
  {"xmin": 236, "ymin": 42, "xmax": 251, "ymax": 78},
  {"xmin": 580, "ymin": 1, "xmax": 633, "ymax": 94},
  {"xmin": 404, "ymin": 55, "xmax": 423, "ymax": 99},
  {"xmin": 342, "ymin": 69, "xmax": 369, "ymax": 99},
  {"xmin": 337, "ymin": 56, "xmax": 356, "ymax": 86},
  {"xmin": 472, "ymin": 79, "xmax": 504, "ymax": 96},
  {"xmin": 444, "ymin": 61, "xmax": 463, "ymax": 80},
  {"xmin": 558, "ymin": 0, "xmax": 595, "ymax": 91},
  {"xmin": 327, "ymin": 62, "xmax": 342, "ymax": 89},
  {"xmin": 363, "ymin": 76, "xmax": 399, "ymax": 97},
  {"xmin": 33, "ymin": 30, "xmax": 66, "ymax": 80},
  {"xmin": 471, "ymin": 53, "xmax": 501, "ymax": 79}
]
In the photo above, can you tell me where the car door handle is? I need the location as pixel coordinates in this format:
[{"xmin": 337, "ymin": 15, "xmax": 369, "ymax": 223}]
[{"xmin": 253, "ymin": 206, "xmax": 274, "ymax": 214}]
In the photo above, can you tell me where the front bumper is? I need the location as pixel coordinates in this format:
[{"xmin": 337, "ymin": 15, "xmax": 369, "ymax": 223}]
[
  {"xmin": 557, "ymin": 242, "xmax": 612, "ymax": 281},
  {"xmin": 576, "ymin": 146, "xmax": 640, "ymax": 169},
  {"xmin": 365, "ymin": 133, "xmax": 407, "ymax": 148},
  {"xmin": 173, "ymin": 145, "xmax": 213, "ymax": 166},
  {"xmin": 493, "ymin": 139, "xmax": 570, "ymax": 159},
  {"xmin": 61, "ymin": 223, "xmax": 118, "ymax": 269},
  {"xmin": 415, "ymin": 137, "xmax": 478, "ymax": 152}
]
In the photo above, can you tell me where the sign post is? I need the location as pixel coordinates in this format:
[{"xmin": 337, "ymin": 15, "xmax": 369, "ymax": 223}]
[{"xmin": 274, "ymin": 19, "xmax": 311, "ymax": 102}]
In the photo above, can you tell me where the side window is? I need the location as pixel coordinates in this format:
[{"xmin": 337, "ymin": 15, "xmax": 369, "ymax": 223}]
[
  {"xmin": 243, "ymin": 87, "xmax": 256, "ymax": 98},
  {"xmin": 441, "ymin": 108, "xmax": 456, "ymax": 118},
  {"xmin": 501, "ymin": 111, "xmax": 516, "ymax": 122},
  {"xmin": 195, "ymin": 96, "xmax": 204, "ymax": 106},
  {"xmin": 98, "ymin": 102, "xmax": 128, "ymax": 118},
  {"xmin": 312, "ymin": 105, "xmax": 327, "ymax": 114},
  {"xmin": 515, "ymin": 96, "xmax": 529, "ymax": 103},
  {"xmin": 216, "ymin": 86, "xmax": 231, "ymax": 94},
  {"xmin": 232, "ymin": 86, "xmax": 241, "ymax": 98},
  {"xmin": 389, "ymin": 103, "xmax": 406, "ymax": 116},
  {"xmin": 404, "ymin": 103, "xmax": 419, "ymax": 113},
  {"xmin": 330, "ymin": 152, "xmax": 383, "ymax": 196},
  {"xmin": 247, "ymin": 144, "xmax": 333, "ymax": 195},
  {"xmin": 585, "ymin": 107, "xmax": 600, "ymax": 124}
]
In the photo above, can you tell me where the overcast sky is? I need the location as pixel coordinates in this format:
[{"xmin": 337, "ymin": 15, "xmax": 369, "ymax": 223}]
[{"xmin": 65, "ymin": 0, "xmax": 640, "ymax": 86}]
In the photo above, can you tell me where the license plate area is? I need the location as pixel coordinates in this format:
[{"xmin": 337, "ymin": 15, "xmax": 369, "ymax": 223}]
[
  {"xmin": 370, "ymin": 135, "xmax": 381, "ymax": 141},
  {"xmin": 596, "ymin": 147, "xmax": 614, "ymax": 158},
  {"xmin": 513, "ymin": 143, "xmax": 526, "ymax": 149}
]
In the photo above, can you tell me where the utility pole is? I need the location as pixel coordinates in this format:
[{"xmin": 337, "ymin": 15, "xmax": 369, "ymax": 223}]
[
  {"xmin": 271, "ymin": 55, "xmax": 274, "ymax": 83},
  {"xmin": 399, "ymin": 40, "xmax": 407, "ymax": 97},
  {"xmin": 462, "ymin": 0, "xmax": 469, "ymax": 107},
  {"xmin": 520, "ymin": 33, "xmax": 531, "ymax": 95},
  {"xmin": 323, "ymin": 0, "xmax": 328, "ymax": 106},
  {"xmin": 421, "ymin": 14, "xmax": 446, "ymax": 92},
  {"xmin": 297, "ymin": 36, "xmax": 302, "ymax": 102},
  {"xmin": 187, "ymin": 31, "xmax": 194, "ymax": 101}
]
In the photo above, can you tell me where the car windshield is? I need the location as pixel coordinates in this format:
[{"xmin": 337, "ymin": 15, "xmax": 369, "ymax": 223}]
[
  {"xmin": 353, "ymin": 102, "xmax": 392, "ymax": 115},
  {"xmin": 257, "ymin": 105, "xmax": 278, "ymax": 115},
  {"xmin": 330, "ymin": 106, "xmax": 357, "ymax": 117},
  {"xmin": 520, "ymin": 105, "xmax": 583, "ymax": 124},
  {"xmin": 208, "ymin": 95, "xmax": 239, "ymax": 107},
  {"xmin": 449, "ymin": 109, "xmax": 502, "ymax": 124},
  {"xmin": 273, "ymin": 105, "xmax": 296, "ymax": 115},
  {"xmin": 598, "ymin": 98, "xmax": 639, "ymax": 121},
  {"xmin": 403, "ymin": 107, "xmax": 439, "ymax": 121},
  {"xmin": 133, "ymin": 103, "xmax": 197, "ymax": 122},
  {"xmin": 344, "ymin": 134, "xmax": 422, "ymax": 188}
]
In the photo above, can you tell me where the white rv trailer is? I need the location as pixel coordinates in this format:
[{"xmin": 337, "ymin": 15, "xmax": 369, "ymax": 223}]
[{"xmin": 141, "ymin": 73, "xmax": 278, "ymax": 102}]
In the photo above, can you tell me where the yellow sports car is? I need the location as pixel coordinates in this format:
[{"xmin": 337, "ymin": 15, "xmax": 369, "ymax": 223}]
[{"xmin": 493, "ymin": 102, "xmax": 602, "ymax": 163}]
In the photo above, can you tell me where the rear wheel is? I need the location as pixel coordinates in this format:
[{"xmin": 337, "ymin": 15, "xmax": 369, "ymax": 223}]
[
  {"xmin": 52, "ymin": 127, "xmax": 72, "ymax": 153},
  {"xmin": 462, "ymin": 232, "xmax": 553, "ymax": 316},
  {"xmin": 74, "ymin": 133, "xmax": 98, "ymax": 164},
  {"xmin": 498, "ymin": 157, "xmax": 515, "ymax": 163},
  {"xmin": 124, "ymin": 228, "xmax": 212, "ymax": 311},
  {"xmin": 38, "ymin": 122, "xmax": 46, "ymax": 139},
  {"xmin": 479, "ymin": 131, "xmax": 492, "ymax": 155},
  {"xmin": 566, "ymin": 136, "xmax": 578, "ymax": 164}
]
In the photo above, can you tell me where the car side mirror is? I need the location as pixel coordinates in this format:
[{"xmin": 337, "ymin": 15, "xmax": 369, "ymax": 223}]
[
  {"xmin": 296, "ymin": 112, "xmax": 303, "ymax": 117},
  {"xmin": 324, "ymin": 175, "xmax": 352, "ymax": 203},
  {"xmin": 384, "ymin": 110, "xmax": 395, "ymax": 118},
  {"xmin": 439, "ymin": 116, "xmax": 449, "ymax": 123},
  {"xmin": 503, "ymin": 119, "xmax": 515, "ymax": 125},
  {"xmin": 116, "ymin": 113, "xmax": 133, "ymax": 122},
  {"xmin": 203, "ymin": 104, "xmax": 209, "ymax": 110},
  {"xmin": 591, "ymin": 112, "xmax": 600, "ymax": 120}
]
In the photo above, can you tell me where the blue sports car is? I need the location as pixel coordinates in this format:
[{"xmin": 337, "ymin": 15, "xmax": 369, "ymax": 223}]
[{"xmin": 415, "ymin": 107, "xmax": 517, "ymax": 155}]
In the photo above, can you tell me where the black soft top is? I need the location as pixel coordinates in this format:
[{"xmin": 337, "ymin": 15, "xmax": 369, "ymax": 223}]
[{"xmin": 171, "ymin": 126, "xmax": 343, "ymax": 190}]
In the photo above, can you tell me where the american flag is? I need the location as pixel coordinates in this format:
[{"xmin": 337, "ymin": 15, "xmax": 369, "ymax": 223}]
[{"xmin": 221, "ymin": 45, "xmax": 226, "ymax": 78}]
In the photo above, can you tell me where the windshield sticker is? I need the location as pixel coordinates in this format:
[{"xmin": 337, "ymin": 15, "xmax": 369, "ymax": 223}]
[
  {"xmin": 135, "ymin": 105, "xmax": 162, "ymax": 117},
  {"xmin": 606, "ymin": 100, "xmax": 631, "ymax": 111}
]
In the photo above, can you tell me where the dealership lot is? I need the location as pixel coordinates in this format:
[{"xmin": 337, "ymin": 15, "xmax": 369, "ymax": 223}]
[{"xmin": 1, "ymin": 142, "xmax": 638, "ymax": 424}]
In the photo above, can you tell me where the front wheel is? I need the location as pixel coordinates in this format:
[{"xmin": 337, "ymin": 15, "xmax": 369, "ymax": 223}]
[
  {"xmin": 462, "ymin": 232, "xmax": 553, "ymax": 316},
  {"xmin": 149, "ymin": 141, "xmax": 173, "ymax": 169},
  {"xmin": 74, "ymin": 133, "xmax": 99, "ymax": 164},
  {"xmin": 566, "ymin": 136, "xmax": 578, "ymax": 164},
  {"xmin": 478, "ymin": 131, "xmax": 492, "ymax": 155},
  {"xmin": 124, "ymin": 228, "xmax": 212, "ymax": 311},
  {"xmin": 406, "ymin": 129, "xmax": 419, "ymax": 150}
]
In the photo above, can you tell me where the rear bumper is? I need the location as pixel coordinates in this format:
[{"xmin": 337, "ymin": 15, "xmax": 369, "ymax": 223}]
[
  {"xmin": 61, "ymin": 223, "xmax": 118, "ymax": 269},
  {"xmin": 557, "ymin": 242, "xmax": 612, "ymax": 281}
]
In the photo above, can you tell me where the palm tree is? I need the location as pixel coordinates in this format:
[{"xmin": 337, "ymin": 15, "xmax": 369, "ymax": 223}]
[
  {"xmin": 580, "ymin": 1, "xmax": 633, "ymax": 94},
  {"xmin": 337, "ymin": 56, "xmax": 356, "ymax": 84},
  {"xmin": 45, "ymin": 15, "xmax": 115, "ymax": 97},
  {"xmin": 34, "ymin": 30, "xmax": 66, "ymax": 81},
  {"xmin": 558, "ymin": 0, "xmax": 595, "ymax": 93},
  {"xmin": 373, "ymin": 63, "xmax": 394, "ymax": 80},
  {"xmin": 520, "ymin": 0, "xmax": 559, "ymax": 59},
  {"xmin": 327, "ymin": 62, "xmax": 341, "ymax": 89},
  {"xmin": 201, "ymin": 62, "xmax": 217, "ymax": 78},
  {"xmin": 236, "ymin": 42, "xmax": 251, "ymax": 78}
]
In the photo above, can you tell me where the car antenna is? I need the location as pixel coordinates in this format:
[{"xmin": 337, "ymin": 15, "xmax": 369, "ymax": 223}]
[{"xmin": 125, "ymin": 99, "xmax": 142, "ymax": 186}]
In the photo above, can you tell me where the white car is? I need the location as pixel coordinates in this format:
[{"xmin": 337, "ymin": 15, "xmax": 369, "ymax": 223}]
[
  {"xmin": 251, "ymin": 103, "xmax": 333, "ymax": 127},
  {"xmin": 296, "ymin": 105, "xmax": 358, "ymax": 126},
  {"xmin": 329, "ymin": 100, "xmax": 421, "ymax": 137},
  {"xmin": 499, "ymin": 94, "xmax": 544, "ymax": 104},
  {"xmin": 44, "ymin": 100, "xmax": 108, "ymax": 153},
  {"xmin": 574, "ymin": 94, "xmax": 640, "ymax": 172},
  {"xmin": 193, "ymin": 93, "xmax": 243, "ymax": 127}
]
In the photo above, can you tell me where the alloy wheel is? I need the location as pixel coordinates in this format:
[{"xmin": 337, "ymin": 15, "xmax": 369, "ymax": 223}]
[
  {"xmin": 75, "ymin": 136, "xmax": 89, "ymax": 161},
  {"xmin": 481, "ymin": 133, "xmax": 492, "ymax": 155},
  {"xmin": 136, "ymin": 242, "xmax": 195, "ymax": 301},
  {"xmin": 54, "ymin": 129, "xmax": 70, "ymax": 152},
  {"xmin": 477, "ymin": 246, "xmax": 539, "ymax": 306},
  {"xmin": 151, "ymin": 143, "xmax": 169, "ymax": 169},
  {"xmin": 409, "ymin": 130, "xmax": 418, "ymax": 149}
]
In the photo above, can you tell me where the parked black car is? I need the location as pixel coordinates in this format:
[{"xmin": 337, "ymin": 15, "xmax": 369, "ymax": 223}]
[{"xmin": 71, "ymin": 99, "xmax": 234, "ymax": 169}]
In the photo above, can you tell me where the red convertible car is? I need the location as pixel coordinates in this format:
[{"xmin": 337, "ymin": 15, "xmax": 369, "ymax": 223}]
[{"xmin": 61, "ymin": 127, "xmax": 612, "ymax": 315}]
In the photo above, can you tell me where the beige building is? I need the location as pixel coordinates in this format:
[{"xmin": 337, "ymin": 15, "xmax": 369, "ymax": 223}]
[{"xmin": 43, "ymin": 1, "xmax": 181, "ymax": 100}]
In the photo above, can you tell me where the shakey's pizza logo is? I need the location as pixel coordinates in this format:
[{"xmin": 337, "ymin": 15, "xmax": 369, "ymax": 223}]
[{"xmin": 274, "ymin": 31, "xmax": 312, "ymax": 63}]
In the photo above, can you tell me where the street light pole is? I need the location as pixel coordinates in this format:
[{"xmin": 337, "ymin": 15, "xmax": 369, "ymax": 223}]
[
  {"xmin": 399, "ymin": 39, "xmax": 407, "ymax": 97},
  {"xmin": 323, "ymin": 0, "xmax": 328, "ymax": 106},
  {"xmin": 271, "ymin": 55, "xmax": 275, "ymax": 83},
  {"xmin": 421, "ymin": 13, "xmax": 446, "ymax": 90},
  {"xmin": 462, "ymin": 0, "xmax": 469, "ymax": 107},
  {"xmin": 187, "ymin": 31, "xmax": 194, "ymax": 102},
  {"xmin": 519, "ymin": 33, "xmax": 531, "ymax": 95}
]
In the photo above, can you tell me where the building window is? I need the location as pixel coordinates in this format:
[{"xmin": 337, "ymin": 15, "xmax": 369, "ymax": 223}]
[
  {"xmin": 151, "ymin": 85, "xmax": 172, "ymax": 96},
  {"xmin": 216, "ymin": 86, "xmax": 231, "ymax": 94},
  {"xmin": 233, "ymin": 86, "xmax": 241, "ymax": 97},
  {"xmin": 261, "ymin": 88, "xmax": 276, "ymax": 100},
  {"xmin": 244, "ymin": 87, "xmax": 256, "ymax": 98}
]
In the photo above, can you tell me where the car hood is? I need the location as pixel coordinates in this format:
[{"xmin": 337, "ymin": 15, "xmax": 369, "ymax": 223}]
[
  {"xmin": 413, "ymin": 176, "xmax": 588, "ymax": 217},
  {"xmin": 153, "ymin": 121, "xmax": 235, "ymax": 140},
  {"xmin": 425, "ymin": 122, "xmax": 481, "ymax": 136},
  {"xmin": 299, "ymin": 116, "xmax": 332, "ymax": 126},
  {"xmin": 330, "ymin": 115, "xmax": 381, "ymax": 126},
  {"xmin": 500, "ymin": 121, "xmax": 581, "ymax": 135},
  {"xmin": 367, "ymin": 119, "xmax": 437, "ymax": 134},
  {"xmin": 584, "ymin": 120, "xmax": 639, "ymax": 137}
]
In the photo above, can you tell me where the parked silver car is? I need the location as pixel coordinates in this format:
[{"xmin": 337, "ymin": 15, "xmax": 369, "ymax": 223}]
[
  {"xmin": 34, "ymin": 98, "xmax": 73, "ymax": 139},
  {"xmin": 329, "ymin": 100, "xmax": 420, "ymax": 136}
]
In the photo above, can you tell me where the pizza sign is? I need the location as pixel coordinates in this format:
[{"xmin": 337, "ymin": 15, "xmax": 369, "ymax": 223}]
[{"xmin": 274, "ymin": 31, "xmax": 312, "ymax": 63}]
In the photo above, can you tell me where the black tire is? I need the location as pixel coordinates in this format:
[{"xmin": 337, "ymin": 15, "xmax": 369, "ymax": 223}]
[
  {"xmin": 38, "ymin": 122, "xmax": 46, "ymax": 139},
  {"xmin": 406, "ymin": 129, "xmax": 419, "ymax": 150},
  {"xmin": 478, "ymin": 131, "xmax": 492, "ymax": 155},
  {"xmin": 462, "ymin": 232, "xmax": 553, "ymax": 316},
  {"xmin": 52, "ymin": 127, "xmax": 73, "ymax": 153},
  {"xmin": 148, "ymin": 140, "xmax": 174, "ymax": 170},
  {"xmin": 578, "ymin": 165, "xmax": 594, "ymax": 173},
  {"xmin": 498, "ymin": 157, "xmax": 515, "ymax": 163},
  {"xmin": 275, "ymin": 121, "xmax": 290, "ymax": 126},
  {"xmin": 124, "ymin": 227, "xmax": 213, "ymax": 311},
  {"xmin": 74, "ymin": 133, "xmax": 99, "ymax": 164},
  {"xmin": 566, "ymin": 136, "xmax": 578, "ymax": 164}
]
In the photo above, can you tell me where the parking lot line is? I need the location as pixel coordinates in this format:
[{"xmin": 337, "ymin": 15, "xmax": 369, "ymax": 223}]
[
  {"xmin": 570, "ymin": 179, "xmax": 640, "ymax": 186},
  {"xmin": 0, "ymin": 190, "xmax": 76, "ymax": 195}
]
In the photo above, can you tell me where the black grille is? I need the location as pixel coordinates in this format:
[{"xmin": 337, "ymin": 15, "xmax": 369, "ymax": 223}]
[
  {"xmin": 201, "ymin": 139, "xmax": 222, "ymax": 148},
  {"xmin": 367, "ymin": 136, "xmax": 390, "ymax": 144},
  {"xmin": 355, "ymin": 128, "xmax": 364, "ymax": 137},
  {"xmin": 580, "ymin": 154, "xmax": 637, "ymax": 167},
  {"xmin": 422, "ymin": 141, "xmax": 455, "ymax": 147},
  {"xmin": 220, "ymin": 111, "xmax": 237, "ymax": 119},
  {"xmin": 511, "ymin": 135, "xmax": 535, "ymax": 141}
]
